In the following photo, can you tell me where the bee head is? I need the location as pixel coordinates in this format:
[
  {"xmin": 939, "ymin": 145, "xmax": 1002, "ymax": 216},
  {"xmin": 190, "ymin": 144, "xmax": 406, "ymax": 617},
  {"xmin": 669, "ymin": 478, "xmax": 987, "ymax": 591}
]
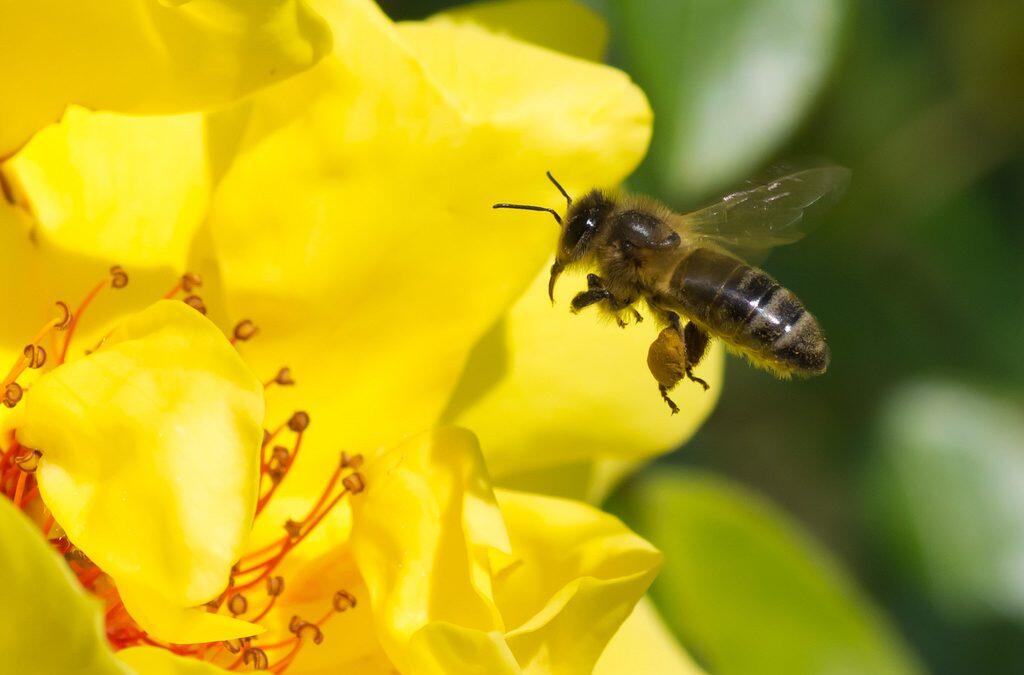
[{"xmin": 493, "ymin": 172, "xmax": 611, "ymax": 301}]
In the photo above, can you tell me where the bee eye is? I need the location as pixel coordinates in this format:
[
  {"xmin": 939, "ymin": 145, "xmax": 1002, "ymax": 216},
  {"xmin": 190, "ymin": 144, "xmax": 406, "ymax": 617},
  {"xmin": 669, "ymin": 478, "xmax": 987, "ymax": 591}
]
[{"xmin": 565, "ymin": 212, "xmax": 597, "ymax": 251}]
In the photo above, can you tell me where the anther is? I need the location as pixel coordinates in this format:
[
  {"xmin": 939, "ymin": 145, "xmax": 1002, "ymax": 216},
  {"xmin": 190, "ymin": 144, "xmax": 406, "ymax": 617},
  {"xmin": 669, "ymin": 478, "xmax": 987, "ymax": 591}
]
[
  {"xmin": 183, "ymin": 295, "xmax": 207, "ymax": 315},
  {"xmin": 273, "ymin": 367, "xmax": 295, "ymax": 386},
  {"xmin": 242, "ymin": 647, "xmax": 269, "ymax": 670},
  {"xmin": 342, "ymin": 472, "xmax": 366, "ymax": 495},
  {"xmin": 54, "ymin": 301, "xmax": 72, "ymax": 330},
  {"xmin": 287, "ymin": 411, "xmax": 310, "ymax": 433},
  {"xmin": 14, "ymin": 448, "xmax": 41, "ymax": 473},
  {"xmin": 23, "ymin": 344, "xmax": 46, "ymax": 369},
  {"xmin": 333, "ymin": 590, "xmax": 357, "ymax": 612},
  {"xmin": 266, "ymin": 576, "xmax": 285, "ymax": 597},
  {"xmin": 340, "ymin": 452, "xmax": 363, "ymax": 470},
  {"xmin": 227, "ymin": 593, "xmax": 248, "ymax": 616},
  {"xmin": 288, "ymin": 615, "xmax": 305, "ymax": 634},
  {"xmin": 181, "ymin": 272, "xmax": 202, "ymax": 293},
  {"xmin": 284, "ymin": 519, "xmax": 303, "ymax": 539},
  {"xmin": 3, "ymin": 382, "xmax": 23, "ymax": 408},
  {"xmin": 296, "ymin": 622, "xmax": 324, "ymax": 645},
  {"xmin": 270, "ymin": 446, "xmax": 291, "ymax": 471},
  {"xmin": 223, "ymin": 638, "xmax": 243, "ymax": 654},
  {"xmin": 109, "ymin": 266, "xmax": 129, "ymax": 289},
  {"xmin": 233, "ymin": 320, "xmax": 259, "ymax": 342}
]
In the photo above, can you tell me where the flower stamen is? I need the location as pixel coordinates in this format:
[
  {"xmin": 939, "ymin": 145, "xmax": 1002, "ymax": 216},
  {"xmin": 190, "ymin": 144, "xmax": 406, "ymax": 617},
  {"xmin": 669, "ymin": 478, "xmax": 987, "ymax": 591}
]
[
  {"xmin": 57, "ymin": 266, "xmax": 128, "ymax": 364},
  {"xmin": 162, "ymin": 273, "xmax": 203, "ymax": 299},
  {"xmin": 1, "ymin": 302, "xmax": 70, "ymax": 398}
]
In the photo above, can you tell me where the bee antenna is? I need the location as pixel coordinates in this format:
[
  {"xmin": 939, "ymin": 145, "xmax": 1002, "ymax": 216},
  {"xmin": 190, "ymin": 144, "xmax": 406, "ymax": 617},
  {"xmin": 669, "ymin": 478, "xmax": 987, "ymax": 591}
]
[
  {"xmin": 492, "ymin": 203, "xmax": 562, "ymax": 226},
  {"xmin": 546, "ymin": 171, "xmax": 572, "ymax": 207}
]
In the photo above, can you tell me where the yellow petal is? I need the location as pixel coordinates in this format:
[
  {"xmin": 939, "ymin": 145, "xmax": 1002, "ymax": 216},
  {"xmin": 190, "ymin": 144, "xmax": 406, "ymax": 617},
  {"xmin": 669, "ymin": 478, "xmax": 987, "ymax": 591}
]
[
  {"xmin": 448, "ymin": 265, "xmax": 724, "ymax": 481},
  {"xmin": 0, "ymin": 0, "xmax": 331, "ymax": 157},
  {"xmin": 0, "ymin": 498, "xmax": 129, "ymax": 675},
  {"xmin": 119, "ymin": 580, "xmax": 263, "ymax": 644},
  {"xmin": 7, "ymin": 107, "xmax": 209, "ymax": 271},
  {"xmin": 13, "ymin": 300, "xmax": 264, "ymax": 642},
  {"xmin": 118, "ymin": 646, "xmax": 229, "ymax": 675},
  {"xmin": 493, "ymin": 489, "xmax": 662, "ymax": 674},
  {"xmin": 430, "ymin": 0, "xmax": 609, "ymax": 62},
  {"xmin": 407, "ymin": 624, "xmax": 521, "ymax": 675},
  {"xmin": 348, "ymin": 427, "xmax": 512, "ymax": 673},
  {"xmin": 595, "ymin": 597, "xmax": 706, "ymax": 675},
  {"xmin": 207, "ymin": 0, "xmax": 651, "ymax": 505}
]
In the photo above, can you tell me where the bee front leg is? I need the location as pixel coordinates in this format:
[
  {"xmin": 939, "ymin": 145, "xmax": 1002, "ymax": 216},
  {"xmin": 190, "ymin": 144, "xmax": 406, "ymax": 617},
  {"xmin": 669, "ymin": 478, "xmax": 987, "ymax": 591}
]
[{"xmin": 571, "ymin": 275, "xmax": 640, "ymax": 327}]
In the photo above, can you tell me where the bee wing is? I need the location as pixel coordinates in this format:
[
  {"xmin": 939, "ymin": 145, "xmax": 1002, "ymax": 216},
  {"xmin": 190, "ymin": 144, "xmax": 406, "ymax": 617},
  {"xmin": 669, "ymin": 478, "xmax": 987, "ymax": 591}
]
[{"xmin": 679, "ymin": 164, "xmax": 851, "ymax": 256}]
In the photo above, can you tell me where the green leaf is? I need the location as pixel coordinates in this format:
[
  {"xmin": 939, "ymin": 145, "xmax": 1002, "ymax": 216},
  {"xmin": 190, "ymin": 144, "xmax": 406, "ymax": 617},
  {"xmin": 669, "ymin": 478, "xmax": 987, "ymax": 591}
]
[
  {"xmin": 0, "ymin": 498, "xmax": 129, "ymax": 675},
  {"xmin": 613, "ymin": 470, "xmax": 923, "ymax": 675},
  {"xmin": 868, "ymin": 379, "xmax": 1024, "ymax": 620},
  {"xmin": 602, "ymin": 0, "xmax": 847, "ymax": 201}
]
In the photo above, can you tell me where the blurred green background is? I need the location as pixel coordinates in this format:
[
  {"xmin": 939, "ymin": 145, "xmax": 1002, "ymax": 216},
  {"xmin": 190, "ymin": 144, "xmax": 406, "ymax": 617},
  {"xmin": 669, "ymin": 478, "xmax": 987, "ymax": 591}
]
[{"xmin": 388, "ymin": 1, "xmax": 1024, "ymax": 673}]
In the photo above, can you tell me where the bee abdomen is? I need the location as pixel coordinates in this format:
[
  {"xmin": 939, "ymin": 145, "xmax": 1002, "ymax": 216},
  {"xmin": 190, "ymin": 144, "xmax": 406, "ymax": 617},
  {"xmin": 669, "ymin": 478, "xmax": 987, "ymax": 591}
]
[{"xmin": 668, "ymin": 248, "xmax": 829, "ymax": 376}]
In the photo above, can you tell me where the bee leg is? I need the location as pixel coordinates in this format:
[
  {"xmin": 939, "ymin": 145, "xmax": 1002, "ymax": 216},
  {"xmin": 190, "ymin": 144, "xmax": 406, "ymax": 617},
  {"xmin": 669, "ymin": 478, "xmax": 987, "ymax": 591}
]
[
  {"xmin": 570, "ymin": 289, "xmax": 611, "ymax": 314},
  {"xmin": 683, "ymin": 322, "xmax": 711, "ymax": 391},
  {"xmin": 658, "ymin": 384, "xmax": 680, "ymax": 415}
]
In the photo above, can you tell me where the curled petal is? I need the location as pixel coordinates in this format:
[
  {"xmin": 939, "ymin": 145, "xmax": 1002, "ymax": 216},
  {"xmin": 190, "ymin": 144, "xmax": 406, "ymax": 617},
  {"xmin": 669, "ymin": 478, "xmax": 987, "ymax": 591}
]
[{"xmin": 493, "ymin": 489, "xmax": 662, "ymax": 673}]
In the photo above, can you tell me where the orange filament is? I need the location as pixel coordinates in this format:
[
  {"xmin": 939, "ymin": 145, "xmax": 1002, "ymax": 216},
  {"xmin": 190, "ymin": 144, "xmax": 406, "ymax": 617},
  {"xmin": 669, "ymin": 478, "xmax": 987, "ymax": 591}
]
[
  {"xmin": 1, "ymin": 302, "xmax": 70, "ymax": 392},
  {"xmin": 162, "ymin": 273, "xmax": 202, "ymax": 300},
  {"xmin": 57, "ymin": 269, "xmax": 122, "ymax": 364}
]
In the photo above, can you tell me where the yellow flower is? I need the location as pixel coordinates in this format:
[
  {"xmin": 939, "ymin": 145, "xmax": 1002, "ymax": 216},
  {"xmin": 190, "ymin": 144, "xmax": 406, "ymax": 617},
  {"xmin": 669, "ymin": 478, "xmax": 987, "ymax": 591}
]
[{"xmin": 0, "ymin": 0, "xmax": 718, "ymax": 672}]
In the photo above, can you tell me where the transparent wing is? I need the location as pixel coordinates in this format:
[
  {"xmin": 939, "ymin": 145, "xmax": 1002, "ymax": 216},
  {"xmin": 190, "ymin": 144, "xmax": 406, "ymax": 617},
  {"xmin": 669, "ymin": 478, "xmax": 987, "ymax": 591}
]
[{"xmin": 679, "ymin": 164, "xmax": 851, "ymax": 255}]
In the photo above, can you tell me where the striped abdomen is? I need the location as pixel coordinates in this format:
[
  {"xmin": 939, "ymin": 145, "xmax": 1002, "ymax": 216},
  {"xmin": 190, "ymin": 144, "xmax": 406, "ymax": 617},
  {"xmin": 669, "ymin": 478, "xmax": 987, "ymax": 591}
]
[{"xmin": 662, "ymin": 247, "xmax": 829, "ymax": 376}]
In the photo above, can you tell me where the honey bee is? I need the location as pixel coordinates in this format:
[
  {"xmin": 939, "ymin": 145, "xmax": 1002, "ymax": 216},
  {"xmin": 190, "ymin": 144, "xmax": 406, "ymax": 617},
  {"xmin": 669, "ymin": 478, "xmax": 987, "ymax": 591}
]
[{"xmin": 494, "ymin": 164, "xmax": 850, "ymax": 413}]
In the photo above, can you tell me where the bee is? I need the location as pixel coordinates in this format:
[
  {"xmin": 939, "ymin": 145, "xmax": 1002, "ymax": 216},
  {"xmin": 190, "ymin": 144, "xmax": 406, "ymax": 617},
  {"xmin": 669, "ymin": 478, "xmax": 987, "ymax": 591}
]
[{"xmin": 494, "ymin": 164, "xmax": 850, "ymax": 413}]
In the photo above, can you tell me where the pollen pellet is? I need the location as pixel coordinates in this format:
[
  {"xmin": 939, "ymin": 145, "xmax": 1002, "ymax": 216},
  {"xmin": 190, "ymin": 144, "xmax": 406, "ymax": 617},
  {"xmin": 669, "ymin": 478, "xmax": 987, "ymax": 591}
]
[
  {"xmin": 647, "ymin": 327, "xmax": 687, "ymax": 389},
  {"xmin": 227, "ymin": 593, "xmax": 248, "ymax": 616},
  {"xmin": 287, "ymin": 411, "xmax": 310, "ymax": 432},
  {"xmin": 333, "ymin": 589, "xmax": 357, "ymax": 612},
  {"xmin": 342, "ymin": 472, "xmax": 366, "ymax": 494}
]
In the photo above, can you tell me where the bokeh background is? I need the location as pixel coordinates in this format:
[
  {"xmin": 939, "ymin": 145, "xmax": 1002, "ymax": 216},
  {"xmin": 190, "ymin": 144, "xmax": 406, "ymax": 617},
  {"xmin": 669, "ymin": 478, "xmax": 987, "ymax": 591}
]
[{"xmin": 390, "ymin": 1, "xmax": 1024, "ymax": 673}]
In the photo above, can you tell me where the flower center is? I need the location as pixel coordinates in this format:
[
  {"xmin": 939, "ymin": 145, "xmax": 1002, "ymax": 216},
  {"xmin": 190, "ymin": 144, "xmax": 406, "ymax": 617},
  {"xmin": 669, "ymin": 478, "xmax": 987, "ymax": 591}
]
[{"xmin": 1, "ymin": 269, "xmax": 367, "ymax": 672}]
